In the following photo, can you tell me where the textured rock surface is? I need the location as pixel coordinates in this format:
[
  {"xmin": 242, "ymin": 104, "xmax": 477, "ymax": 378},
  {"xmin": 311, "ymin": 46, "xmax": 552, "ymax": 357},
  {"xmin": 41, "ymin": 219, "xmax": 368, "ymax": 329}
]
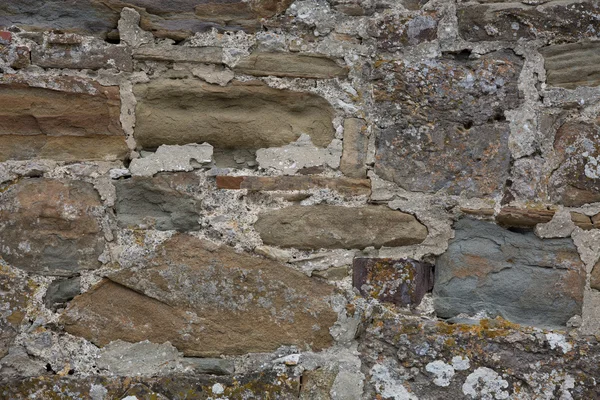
[
  {"xmin": 234, "ymin": 52, "xmax": 348, "ymax": 78},
  {"xmin": 541, "ymin": 42, "xmax": 600, "ymax": 89},
  {"xmin": 255, "ymin": 206, "xmax": 428, "ymax": 250},
  {"xmin": 216, "ymin": 175, "xmax": 370, "ymax": 196},
  {"xmin": 132, "ymin": 45, "xmax": 223, "ymax": 64},
  {"xmin": 61, "ymin": 234, "xmax": 337, "ymax": 356},
  {"xmin": 134, "ymin": 80, "xmax": 335, "ymax": 151},
  {"xmin": 114, "ymin": 173, "xmax": 202, "ymax": 231},
  {"xmin": 43, "ymin": 277, "xmax": 81, "ymax": 311},
  {"xmin": 129, "ymin": 143, "xmax": 213, "ymax": 177},
  {"xmin": 373, "ymin": 51, "xmax": 523, "ymax": 196},
  {"xmin": 0, "ymin": 179, "xmax": 105, "ymax": 276},
  {"xmin": 0, "ymin": 271, "xmax": 32, "ymax": 359},
  {"xmin": 434, "ymin": 219, "xmax": 585, "ymax": 328},
  {"xmin": 353, "ymin": 258, "xmax": 433, "ymax": 307},
  {"xmin": 340, "ymin": 118, "xmax": 369, "ymax": 179},
  {"xmin": 368, "ymin": 12, "xmax": 438, "ymax": 51}
]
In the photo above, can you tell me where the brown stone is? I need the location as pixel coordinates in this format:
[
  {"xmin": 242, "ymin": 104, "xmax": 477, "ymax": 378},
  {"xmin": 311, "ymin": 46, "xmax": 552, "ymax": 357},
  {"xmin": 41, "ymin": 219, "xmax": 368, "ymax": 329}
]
[
  {"xmin": 550, "ymin": 121, "xmax": 600, "ymax": 206},
  {"xmin": 540, "ymin": 42, "xmax": 600, "ymax": 89},
  {"xmin": 0, "ymin": 179, "xmax": 105, "ymax": 276},
  {"xmin": 132, "ymin": 46, "xmax": 223, "ymax": 64},
  {"xmin": 340, "ymin": 118, "xmax": 369, "ymax": 179},
  {"xmin": 216, "ymin": 175, "xmax": 371, "ymax": 196},
  {"xmin": 299, "ymin": 368, "xmax": 338, "ymax": 400},
  {"xmin": 460, "ymin": 207, "xmax": 495, "ymax": 217},
  {"xmin": 234, "ymin": 52, "xmax": 348, "ymax": 79},
  {"xmin": 61, "ymin": 234, "xmax": 337, "ymax": 356},
  {"xmin": 458, "ymin": 1, "xmax": 600, "ymax": 42},
  {"xmin": 591, "ymin": 260, "xmax": 600, "ymax": 291},
  {"xmin": 571, "ymin": 212, "xmax": 593, "ymax": 230},
  {"xmin": 496, "ymin": 207, "xmax": 555, "ymax": 228},
  {"xmin": 373, "ymin": 51, "xmax": 522, "ymax": 196},
  {"xmin": 593, "ymin": 213, "xmax": 600, "ymax": 229},
  {"xmin": 0, "ymin": 271, "xmax": 32, "ymax": 359},
  {"xmin": 353, "ymin": 258, "xmax": 433, "ymax": 307},
  {"xmin": 255, "ymin": 205, "xmax": 428, "ymax": 250},
  {"xmin": 134, "ymin": 79, "xmax": 335, "ymax": 151}
]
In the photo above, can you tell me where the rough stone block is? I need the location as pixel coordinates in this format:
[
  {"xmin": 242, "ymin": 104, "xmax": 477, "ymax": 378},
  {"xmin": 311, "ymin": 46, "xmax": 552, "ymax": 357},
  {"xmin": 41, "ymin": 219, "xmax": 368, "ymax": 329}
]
[
  {"xmin": 216, "ymin": 175, "xmax": 371, "ymax": 196},
  {"xmin": 540, "ymin": 42, "xmax": 600, "ymax": 89},
  {"xmin": 61, "ymin": 234, "xmax": 337, "ymax": 356},
  {"xmin": 255, "ymin": 205, "xmax": 428, "ymax": 250},
  {"xmin": 353, "ymin": 258, "xmax": 433, "ymax": 307},
  {"xmin": 368, "ymin": 12, "xmax": 438, "ymax": 51},
  {"xmin": 496, "ymin": 207, "xmax": 555, "ymax": 229},
  {"xmin": 43, "ymin": 277, "xmax": 81, "ymax": 311},
  {"xmin": 340, "ymin": 118, "xmax": 369, "ymax": 179},
  {"xmin": 133, "ymin": 46, "xmax": 223, "ymax": 64},
  {"xmin": 373, "ymin": 51, "xmax": 522, "ymax": 196},
  {"xmin": 133, "ymin": 79, "xmax": 335, "ymax": 151},
  {"xmin": 434, "ymin": 219, "xmax": 585, "ymax": 328},
  {"xmin": 234, "ymin": 52, "xmax": 348, "ymax": 78},
  {"xmin": 114, "ymin": 172, "xmax": 202, "ymax": 231},
  {"xmin": 591, "ymin": 260, "xmax": 600, "ymax": 291},
  {"xmin": 0, "ymin": 179, "xmax": 105, "ymax": 276}
]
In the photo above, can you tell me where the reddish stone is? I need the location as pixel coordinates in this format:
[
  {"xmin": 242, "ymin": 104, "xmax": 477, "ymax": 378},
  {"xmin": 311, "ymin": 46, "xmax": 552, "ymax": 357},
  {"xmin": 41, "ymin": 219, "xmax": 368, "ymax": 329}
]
[{"xmin": 0, "ymin": 31, "xmax": 11, "ymax": 44}]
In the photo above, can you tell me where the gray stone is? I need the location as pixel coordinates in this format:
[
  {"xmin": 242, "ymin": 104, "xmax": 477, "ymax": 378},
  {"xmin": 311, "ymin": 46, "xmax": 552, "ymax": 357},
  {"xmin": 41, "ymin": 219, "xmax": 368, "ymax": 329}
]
[
  {"xmin": 234, "ymin": 52, "xmax": 348, "ymax": 78},
  {"xmin": 434, "ymin": 219, "xmax": 586, "ymax": 328},
  {"xmin": 373, "ymin": 51, "xmax": 523, "ymax": 196},
  {"xmin": 255, "ymin": 205, "xmax": 428, "ymax": 250},
  {"xmin": 129, "ymin": 143, "xmax": 213, "ymax": 177},
  {"xmin": 540, "ymin": 42, "xmax": 600, "ymax": 89},
  {"xmin": 118, "ymin": 7, "xmax": 153, "ymax": 48},
  {"xmin": 44, "ymin": 277, "xmax": 81, "ymax": 310},
  {"xmin": 97, "ymin": 340, "xmax": 181, "ymax": 376},
  {"xmin": 133, "ymin": 46, "xmax": 223, "ymax": 64},
  {"xmin": 181, "ymin": 358, "xmax": 234, "ymax": 375},
  {"xmin": 114, "ymin": 172, "xmax": 202, "ymax": 231},
  {"xmin": 340, "ymin": 118, "xmax": 369, "ymax": 179},
  {"xmin": 134, "ymin": 79, "xmax": 335, "ymax": 151},
  {"xmin": 368, "ymin": 12, "xmax": 438, "ymax": 52}
]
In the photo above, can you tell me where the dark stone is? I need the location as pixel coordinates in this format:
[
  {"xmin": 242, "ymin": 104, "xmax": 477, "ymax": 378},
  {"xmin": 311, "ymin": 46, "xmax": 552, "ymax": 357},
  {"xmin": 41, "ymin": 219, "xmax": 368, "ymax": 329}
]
[
  {"xmin": 353, "ymin": 258, "xmax": 433, "ymax": 307},
  {"xmin": 181, "ymin": 358, "xmax": 235, "ymax": 375},
  {"xmin": 114, "ymin": 172, "xmax": 202, "ymax": 231},
  {"xmin": 458, "ymin": 1, "xmax": 600, "ymax": 42},
  {"xmin": 216, "ymin": 175, "xmax": 371, "ymax": 196},
  {"xmin": 255, "ymin": 205, "xmax": 428, "ymax": 250},
  {"xmin": 373, "ymin": 50, "xmax": 523, "ymax": 196},
  {"xmin": 0, "ymin": 179, "xmax": 105, "ymax": 276},
  {"xmin": 434, "ymin": 219, "xmax": 585, "ymax": 328},
  {"xmin": 368, "ymin": 12, "xmax": 438, "ymax": 51},
  {"xmin": 43, "ymin": 277, "xmax": 81, "ymax": 310}
]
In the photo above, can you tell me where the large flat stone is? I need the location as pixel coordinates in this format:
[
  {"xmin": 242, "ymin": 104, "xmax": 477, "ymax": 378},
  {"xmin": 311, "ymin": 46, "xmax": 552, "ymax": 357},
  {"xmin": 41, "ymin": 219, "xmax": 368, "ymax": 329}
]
[
  {"xmin": 373, "ymin": 51, "xmax": 523, "ymax": 196},
  {"xmin": 234, "ymin": 52, "xmax": 348, "ymax": 79},
  {"xmin": 458, "ymin": 1, "xmax": 600, "ymax": 42},
  {"xmin": 133, "ymin": 79, "xmax": 335, "ymax": 151},
  {"xmin": 61, "ymin": 234, "xmax": 337, "ymax": 356},
  {"xmin": 0, "ymin": 179, "xmax": 105, "ymax": 276},
  {"xmin": 114, "ymin": 172, "xmax": 202, "ymax": 231},
  {"xmin": 433, "ymin": 219, "xmax": 585, "ymax": 328},
  {"xmin": 540, "ymin": 42, "xmax": 600, "ymax": 89},
  {"xmin": 255, "ymin": 205, "xmax": 428, "ymax": 250},
  {"xmin": 216, "ymin": 175, "xmax": 371, "ymax": 196}
]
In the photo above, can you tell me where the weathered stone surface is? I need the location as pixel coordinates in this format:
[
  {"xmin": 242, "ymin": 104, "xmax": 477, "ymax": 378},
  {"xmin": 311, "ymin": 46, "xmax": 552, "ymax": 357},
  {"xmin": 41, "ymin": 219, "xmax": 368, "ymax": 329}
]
[
  {"xmin": 0, "ymin": 373, "xmax": 300, "ymax": 399},
  {"xmin": 0, "ymin": 179, "xmax": 105, "ymax": 276},
  {"xmin": 181, "ymin": 358, "xmax": 234, "ymax": 375},
  {"xmin": 43, "ymin": 277, "xmax": 81, "ymax": 311},
  {"xmin": 97, "ymin": 340, "xmax": 181, "ymax": 376},
  {"xmin": 434, "ymin": 219, "xmax": 585, "ymax": 328},
  {"xmin": 0, "ymin": 271, "xmax": 32, "ymax": 359},
  {"xmin": 255, "ymin": 206, "xmax": 428, "ymax": 250},
  {"xmin": 374, "ymin": 51, "xmax": 522, "ymax": 196},
  {"xmin": 0, "ymin": 33, "xmax": 30, "ymax": 69},
  {"xmin": 361, "ymin": 308, "xmax": 600, "ymax": 399},
  {"xmin": 540, "ymin": 42, "xmax": 600, "ymax": 89},
  {"xmin": 340, "ymin": 118, "xmax": 369, "ymax": 179},
  {"xmin": 61, "ymin": 234, "xmax": 337, "ymax": 356},
  {"xmin": 496, "ymin": 207, "xmax": 555, "ymax": 228},
  {"xmin": 234, "ymin": 52, "xmax": 348, "ymax": 78},
  {"xmin": 129, "ymin": 143, "xmax": 213, "ymax": 177},
  {"xmin": 353, "ymin": 258, "xmax": 433, "ymax": 307},
  {"xmin": 216, "ymin": 175, "xmax": 371, "ymax": 196},
  {"xmin": 550, "ymin": 120, "xmax": 600, "ymax": 206},
  {"xmin": 299, "ymin": 368, "xmax": 337, "ymax": 400},
  {"xmin": 0, "ymin": 0, "xmax": 294, "ymax": 40},
  {"xmin": 591, "ymin": 260, "xmax": 600, "ymax": 292},
  {"xmin": 368, "ymin": 12, "xmax": 438, "ymax": 51},
  {"xmin": 593, "ymin": 213, "xmax": 600, "ymax": 229},
  {"xmin": 134, "ymin": 80, "xmax": 335, "ymax": 151},
  {"xmin": 133, "ymin": 46, "xmax": 223, "ymax": 64},
  {"xmin": 458, "ymin": 1, "xmax": 600, "ymax": 42},
  {"xmin": 570, "ymin": 212, "xmax": 593, "ymax": 230},
  {"xmin": 0, "ymin": 136, "xmax": 129, "ymax": 162},
  {"xmin": 32, "ymin": 35, "xmax": 132, "ymax": 71},
  {"xmin": 114, "ymin": 172, "xmax": 202, "ymax": 231}
]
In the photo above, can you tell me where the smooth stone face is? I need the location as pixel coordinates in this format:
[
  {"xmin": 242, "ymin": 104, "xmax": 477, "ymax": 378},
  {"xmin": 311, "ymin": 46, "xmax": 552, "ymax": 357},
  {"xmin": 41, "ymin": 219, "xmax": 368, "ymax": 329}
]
[
  {"xmin": 458, "ymin": 1, "xmax": 600, "ymax": 42},
  {"xmin": 61, "ymin": 234, "xmax": 337, "ymax": 356},
  {"xmin": 43, "ymin": 277, "xmax": 81, "ymax": 310},
  {"xmin": 549, "ymin": 121, "xmax": 600, "ymax": 206},
  {"xmin": 255, "ymin": 205, "xmax": 428, "ymax": 250},
  {"xmin": 97, "ymin": 341, "xmax": 181, "ymax": 376},
  {"xmin": 233, "ymin": 52, "xmax": 348, "ymax": 79},
  {"xmin": 133, "ymin": 80, "xmax": 335, "ymax": 151},
  {"xmin": 433, "ymin": 219, "xmax": 585, "ymax": 328},
  {"xmin": 114, "ymin": 172, "xmax": 202, "ymax": 231},
  {"xmin": 373, "ymin": 51, "xmax": 523, "ymax": 196},
  {"xmin": 0, "ymin": 179, "xmax": 105, "ymax": 276},
  {"xmin": 540, "ymin": 42, "xmax": 600, "ymax": 89},
  {"xmin": 340, "ymin": 118, "xmax": 369, "ymax": 179}
]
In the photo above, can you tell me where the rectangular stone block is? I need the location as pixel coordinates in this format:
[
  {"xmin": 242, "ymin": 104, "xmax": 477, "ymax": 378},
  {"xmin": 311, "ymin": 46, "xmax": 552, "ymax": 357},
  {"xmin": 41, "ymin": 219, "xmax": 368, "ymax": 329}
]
[
  {"xmin": 216, "ymin": 175, "xmax": 370, "ymax": 196},
  {"xmin": 353, "ymin": 258, "xmax": 433, "ymax": 307},
  {"xmin": 340, "ymin": 118, "xmax": 369, "ymax": 179},
  {"xmin": 540, "ymin": 42, "xmax": 600, "ymax": 89},
  {"xmin": 234, "ymin": 52, "xmax": 348, "ymax": 78},
  {"xmin": 133, "ymin": 46, "xmax": 223, "ymax": 64},
  {"xmin": 496, "ymin": 207, "xmax": 555, "ymax": 229}
]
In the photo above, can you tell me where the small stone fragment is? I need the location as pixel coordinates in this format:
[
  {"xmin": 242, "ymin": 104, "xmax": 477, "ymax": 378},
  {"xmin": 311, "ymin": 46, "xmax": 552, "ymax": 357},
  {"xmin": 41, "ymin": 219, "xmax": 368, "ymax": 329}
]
[
  {"xmin": 97, "ymin": 340, "xmax": 181, "ymax": 376},
  {"xmin": 590, "ymin": 260, "xmax": 600, "ymax": 291},
  {"xmin": 44, "ymin": 277, "xmax": 81, "ymax": 310},
  {"xmin": 129, "ymin": 143, "xmax": 213, "ymax": 177},
  {"xmin": 180, "ymin": 358, "xmax": 234, "ymax": 375},
  {"xmin": 118, "ymin": 8, "xmax": 153, "ymax": 48},
  {"xmin": 340, "ymin": 118, "xmax": 369, "ymax": 179},
  {"xmin": 496, "ymin": 207, "xmax": 555, "ymax": 229}
]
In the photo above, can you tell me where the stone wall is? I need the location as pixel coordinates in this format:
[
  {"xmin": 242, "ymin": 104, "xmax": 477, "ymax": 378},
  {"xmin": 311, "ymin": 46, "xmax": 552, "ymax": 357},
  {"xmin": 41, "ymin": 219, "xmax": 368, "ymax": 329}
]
[{"xmin": 1, "ymin": 0, "xmax": 600, "ymax": 399}]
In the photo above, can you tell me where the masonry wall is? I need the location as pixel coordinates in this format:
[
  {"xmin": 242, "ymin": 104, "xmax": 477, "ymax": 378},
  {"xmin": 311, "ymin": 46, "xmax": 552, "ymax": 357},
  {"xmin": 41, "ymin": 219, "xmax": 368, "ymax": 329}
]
[{"xmin": 1, "ymin": 0, "xmax": 600, "ymax": 399}]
